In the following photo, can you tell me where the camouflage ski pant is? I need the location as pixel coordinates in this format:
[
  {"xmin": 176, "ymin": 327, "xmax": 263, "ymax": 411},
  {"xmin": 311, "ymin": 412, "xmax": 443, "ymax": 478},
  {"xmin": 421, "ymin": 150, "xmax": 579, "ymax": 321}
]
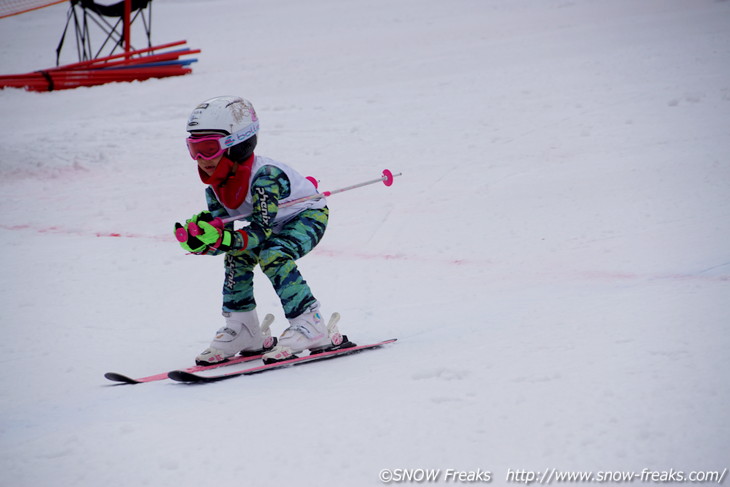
[{"xmin": 222, "ymin": 208, "xmax": 328, "ymax": 319}]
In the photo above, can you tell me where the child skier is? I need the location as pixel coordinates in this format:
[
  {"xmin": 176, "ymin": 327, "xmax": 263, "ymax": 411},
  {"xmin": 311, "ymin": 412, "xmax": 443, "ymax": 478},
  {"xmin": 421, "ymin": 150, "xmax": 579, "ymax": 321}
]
[{"xmin": 175, "ymin": 95, "xmax": 342, "ymax": 365}]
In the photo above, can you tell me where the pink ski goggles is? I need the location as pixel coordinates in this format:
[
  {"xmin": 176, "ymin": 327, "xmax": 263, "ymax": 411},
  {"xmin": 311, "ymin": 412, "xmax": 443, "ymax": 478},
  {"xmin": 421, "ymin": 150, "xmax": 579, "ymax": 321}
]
[
  {"xmin": 186, "ymin": 135, "xmax": 226, "ymax": 161},
  {"xmin": 186, "ymin": 121, "xmax": 260, "ymax": 161}
]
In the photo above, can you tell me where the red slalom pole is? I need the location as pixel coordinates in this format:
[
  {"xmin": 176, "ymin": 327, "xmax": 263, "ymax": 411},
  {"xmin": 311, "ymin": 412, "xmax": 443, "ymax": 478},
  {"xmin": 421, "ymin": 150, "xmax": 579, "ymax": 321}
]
[
  {"xmin": 47, "ymin": 41, "xmax": 188, "ymax": 72},
  {"xmin": 123, "ymin": 0, "xmax": 131, "ymax": 60}
]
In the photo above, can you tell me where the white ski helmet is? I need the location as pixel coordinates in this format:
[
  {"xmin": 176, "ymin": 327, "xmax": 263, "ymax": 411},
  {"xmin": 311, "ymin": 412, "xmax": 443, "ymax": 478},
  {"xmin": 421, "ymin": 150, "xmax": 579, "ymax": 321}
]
[{"xmin": 186, "ymin": 96, "xmax": 259, "ymax": 161}]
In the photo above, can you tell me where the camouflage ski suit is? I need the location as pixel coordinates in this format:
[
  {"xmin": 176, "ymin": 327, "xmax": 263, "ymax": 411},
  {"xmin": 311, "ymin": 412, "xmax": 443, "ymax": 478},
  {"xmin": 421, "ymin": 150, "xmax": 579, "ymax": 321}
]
[{"xmin": 205, "ymin": 155, "xmax": 328, "ymax": 319}]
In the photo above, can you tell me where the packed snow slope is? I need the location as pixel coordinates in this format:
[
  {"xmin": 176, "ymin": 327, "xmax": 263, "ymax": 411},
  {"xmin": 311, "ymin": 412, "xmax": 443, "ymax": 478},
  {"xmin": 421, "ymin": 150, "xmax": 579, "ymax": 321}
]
[{"xmin": 1, "ymin": 1, "xmax": 729, "ymax": 486}]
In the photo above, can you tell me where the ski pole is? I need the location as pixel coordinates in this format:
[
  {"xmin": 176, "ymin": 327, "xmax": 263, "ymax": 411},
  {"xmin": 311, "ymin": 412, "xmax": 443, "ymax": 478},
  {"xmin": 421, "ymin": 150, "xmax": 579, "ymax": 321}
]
[
  {"xmin": 221, "ymin": 168, "xmax": 402, "ymax": 224},
  {"xmin": 176, "ymin": 169, "xmax": 402, "ymax": 242}
]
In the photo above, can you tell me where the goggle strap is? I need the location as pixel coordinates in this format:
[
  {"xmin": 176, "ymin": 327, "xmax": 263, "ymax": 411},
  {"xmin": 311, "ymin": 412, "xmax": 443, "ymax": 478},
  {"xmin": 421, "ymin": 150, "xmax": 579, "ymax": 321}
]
[{"xmin": 219, "ymin": 121, "xmax": 259, "ymax": 149}]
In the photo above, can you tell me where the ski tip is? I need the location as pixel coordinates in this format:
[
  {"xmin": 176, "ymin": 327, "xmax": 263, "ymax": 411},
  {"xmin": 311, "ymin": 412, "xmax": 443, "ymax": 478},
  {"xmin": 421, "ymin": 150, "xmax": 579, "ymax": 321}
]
[{"xmin": 104, "ymin": 372, "xmax": 141, "ymax": 384}]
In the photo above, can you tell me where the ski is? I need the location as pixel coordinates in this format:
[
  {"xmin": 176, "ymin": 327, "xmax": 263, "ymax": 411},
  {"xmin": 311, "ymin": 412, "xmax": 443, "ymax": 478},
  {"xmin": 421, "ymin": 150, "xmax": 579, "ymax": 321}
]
[
  {"xmin": 104, "ymin": 353, "xmax": 268, "ymax": 384},
  {"xmin": 168, "ymin": 338, "xmax": 397, "ymax": 383},
  {"xmin": 105, "ymin": 313, "xmax": 278, "ymax": 384}
]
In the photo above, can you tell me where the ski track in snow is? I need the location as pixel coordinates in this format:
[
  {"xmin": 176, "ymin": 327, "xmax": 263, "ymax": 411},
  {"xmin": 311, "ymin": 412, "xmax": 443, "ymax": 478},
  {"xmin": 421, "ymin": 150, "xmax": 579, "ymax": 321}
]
[{"xmin": 1, "ymin": 0, "xmax": 729, "ymax": 486}]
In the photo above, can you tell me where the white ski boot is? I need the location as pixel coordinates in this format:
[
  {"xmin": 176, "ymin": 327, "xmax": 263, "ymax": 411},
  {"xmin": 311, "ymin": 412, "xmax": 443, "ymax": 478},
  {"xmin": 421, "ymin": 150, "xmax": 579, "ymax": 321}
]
[
  {"xmin": 196, "ymin": 311, "xmax": 276, "ymax": 366},
  {"xmin": 262, "ymin": 302, "xmax": 352, "ymax": 364}
]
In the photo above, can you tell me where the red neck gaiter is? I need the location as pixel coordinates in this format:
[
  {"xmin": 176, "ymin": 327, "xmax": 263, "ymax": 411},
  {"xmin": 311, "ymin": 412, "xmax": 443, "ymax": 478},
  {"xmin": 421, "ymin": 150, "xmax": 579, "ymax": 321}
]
[{"xmin": 198, "ymin": 154, "xmax": 254, "ymax": 209}]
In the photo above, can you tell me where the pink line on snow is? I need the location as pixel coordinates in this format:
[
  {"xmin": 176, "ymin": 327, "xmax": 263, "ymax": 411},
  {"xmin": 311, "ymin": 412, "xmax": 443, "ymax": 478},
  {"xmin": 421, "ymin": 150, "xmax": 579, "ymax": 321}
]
[
  {"xmin": 2, "ymin": 224, "xmax": 727, "ymax": 282},
  {"xmin": 0, "ymin": 224, "xmax": 173, "ymax": 242},
  {"xmin": 311, "ymin": 248, "xmax": 729, "ymax": 282},
  {"xmin": 578, "ymin": 269, "xmax": 730, "ymax": 283},
  {"xmin": 311, "ymin": 247, "xmax": 484, "ymax": 267}
]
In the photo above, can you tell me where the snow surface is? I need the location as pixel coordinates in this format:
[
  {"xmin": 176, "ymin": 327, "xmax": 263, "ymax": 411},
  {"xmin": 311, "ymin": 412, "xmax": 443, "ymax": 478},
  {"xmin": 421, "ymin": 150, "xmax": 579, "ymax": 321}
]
[{"xmin": 1, "ymin": 0, "xmax": 729, "ymax": 485}]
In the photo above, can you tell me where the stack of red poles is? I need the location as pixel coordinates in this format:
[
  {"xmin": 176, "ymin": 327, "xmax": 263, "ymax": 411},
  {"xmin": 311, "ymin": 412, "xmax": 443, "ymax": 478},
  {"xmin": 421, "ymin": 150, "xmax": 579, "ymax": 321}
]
[{"xmin": 0, "ymin": 40, "xmax": 200, "ymax": 92}]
